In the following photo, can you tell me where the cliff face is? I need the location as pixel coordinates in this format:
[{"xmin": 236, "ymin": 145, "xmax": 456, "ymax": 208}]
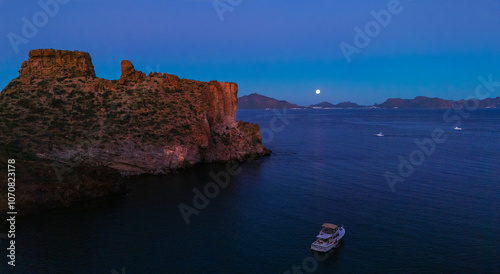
[{"xmin": 0, "ymin": 49, "xmax": 270, "ymax": 214}]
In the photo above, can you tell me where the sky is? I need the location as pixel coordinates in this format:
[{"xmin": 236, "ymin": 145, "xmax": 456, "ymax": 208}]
[{"xmin": 0, "ymin": 0, "xmax": 499, "ymax": 106}]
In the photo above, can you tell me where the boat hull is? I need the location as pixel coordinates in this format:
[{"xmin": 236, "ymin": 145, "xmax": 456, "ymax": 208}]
[{"xmin": 310, "ymin": 242, "xmax": 338, "ymax": 252}]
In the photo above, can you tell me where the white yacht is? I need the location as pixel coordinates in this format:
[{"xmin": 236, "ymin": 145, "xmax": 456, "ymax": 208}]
[
  {"xmin": 311, "ymin": 223, "xmax": 345, "ymax": 252},
  {"xmin": 454, "ymin": 126, "xmax": 462, "ymax": 130},
  {"xmin": 375, "ymin": 131, "xmax": 384, "ymax": 137}
]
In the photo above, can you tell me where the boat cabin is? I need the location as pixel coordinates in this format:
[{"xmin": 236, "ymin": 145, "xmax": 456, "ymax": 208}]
[
  {"xmin": 319, "ymin": 223, "xmax": 339, "ymax": 235},
  {"xmin": 315, "ymin": 223, "xmax": 341, "ymax": 244}
]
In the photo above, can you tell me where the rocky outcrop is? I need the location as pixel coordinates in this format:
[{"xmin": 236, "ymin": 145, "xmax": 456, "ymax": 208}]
[
  {"xmin": 0, "ymin": 49, "xmax": 270, "ymax": 214},
  {"xmin": 19, "ymin": 49, "xmax": 96, "ymax": 83},
  {"xmin": 119, "ymin": 60, "xmax": 146, "ymax": 83}
]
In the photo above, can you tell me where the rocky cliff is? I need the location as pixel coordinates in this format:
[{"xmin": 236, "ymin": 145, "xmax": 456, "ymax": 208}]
[
  {"xmin": 0, "ymin": 49, "xmax": 270, "ymax": 214},
  {"xmin": 19, "ymin": 49, "xmax": 96, "ymax": 82}
]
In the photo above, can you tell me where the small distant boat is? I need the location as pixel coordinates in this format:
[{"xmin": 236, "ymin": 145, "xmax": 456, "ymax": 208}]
[
  {"xmin": 375, "ymin": 131, "xmax": 384, "ymax": 137},
  {"xmin": 454, "ymin": 126, "xmax": 462, "ymax": 131},
  {"xmin": 311, "ymin": 223, "xmax": 345, "ymax": 252}
]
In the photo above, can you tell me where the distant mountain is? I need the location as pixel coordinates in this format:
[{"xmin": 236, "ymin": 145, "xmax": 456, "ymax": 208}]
[
  {"xmin": 238, "ymin": 93, "xmax": 306, "ymax": 109},
  {"xmin": 375, "ymin": 96, "xmax": 454, "ymax": 108},
  {"xmin": 458, "ymin": 97, "xmax": 500, "ymax": 108},
  {"xmin": 238, "ymin": 94, "xmax": 500, "ymax": 110},
  {"xmin": 309, "ymin": 101, "xmax": 335, "ymax": 108},
  {"xmin": 335, "ymin": 101, "xmax": 363, "ymax": 108},
  {"xmin": 309, "ymin": 101, "xmax": 365, "ymax": 108},
  {"xmin": 375, "ymin": 96, "xmax": 500, "ymax": 109}
]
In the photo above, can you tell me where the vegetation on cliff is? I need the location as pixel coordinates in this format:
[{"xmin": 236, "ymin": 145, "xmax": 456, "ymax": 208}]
[{"xmin": 0, "ymin": 49, "xmax": 270, "ymax": 214}]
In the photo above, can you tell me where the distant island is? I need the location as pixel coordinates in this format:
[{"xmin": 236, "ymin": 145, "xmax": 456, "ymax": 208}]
[
  {"xmin": 238, "ymin": 93, "xmax": 366, "ymax": 109},
  {"xmin": 238, "ymin": 93, "xmax": 499, "ymax": 109},
  {"xmin": 238, "ymin": 93, "xmax": 306, "ymax": 109},
  {"xmin": 375, "ymin": 96, "xmax": 499, "ymax": 109},
  {"xmin": 309, "ymin": 101, "xmax": 366, "ymax": 109}
]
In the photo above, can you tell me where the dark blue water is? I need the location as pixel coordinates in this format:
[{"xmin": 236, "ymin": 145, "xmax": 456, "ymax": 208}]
[{"xmin": 2, "ymin": 109, "xmax": 499, "ymax": 273}]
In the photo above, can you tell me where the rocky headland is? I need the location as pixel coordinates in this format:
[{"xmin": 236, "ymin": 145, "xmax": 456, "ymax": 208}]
[{"xmin": 0, "ymin": 49, "xmax": 270, "ymax": 215}]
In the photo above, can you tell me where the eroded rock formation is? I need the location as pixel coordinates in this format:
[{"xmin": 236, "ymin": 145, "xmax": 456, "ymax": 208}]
[
  {"xmin": 19, "ymin": 49, "xmax": 96, "ymax": 82},
  {"xmin": 119, "ymin": 60, "xmax": 145, "ymax": 84}
]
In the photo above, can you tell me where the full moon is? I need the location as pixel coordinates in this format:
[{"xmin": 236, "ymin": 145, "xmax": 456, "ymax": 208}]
[{"xmin": 316, "ymin": 89, "xmax": 321, "ymax": 94}]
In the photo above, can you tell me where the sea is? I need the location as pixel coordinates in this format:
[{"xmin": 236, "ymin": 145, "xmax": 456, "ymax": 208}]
[{"xmin": 1, "ymin": 109, "xmax": 499, "ymax": 273}]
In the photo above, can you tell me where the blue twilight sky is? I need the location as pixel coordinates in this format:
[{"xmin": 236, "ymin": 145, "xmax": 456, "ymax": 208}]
[{"xmin": 0, "ymin": 0, "xmax": 499, "ymax": 106}]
